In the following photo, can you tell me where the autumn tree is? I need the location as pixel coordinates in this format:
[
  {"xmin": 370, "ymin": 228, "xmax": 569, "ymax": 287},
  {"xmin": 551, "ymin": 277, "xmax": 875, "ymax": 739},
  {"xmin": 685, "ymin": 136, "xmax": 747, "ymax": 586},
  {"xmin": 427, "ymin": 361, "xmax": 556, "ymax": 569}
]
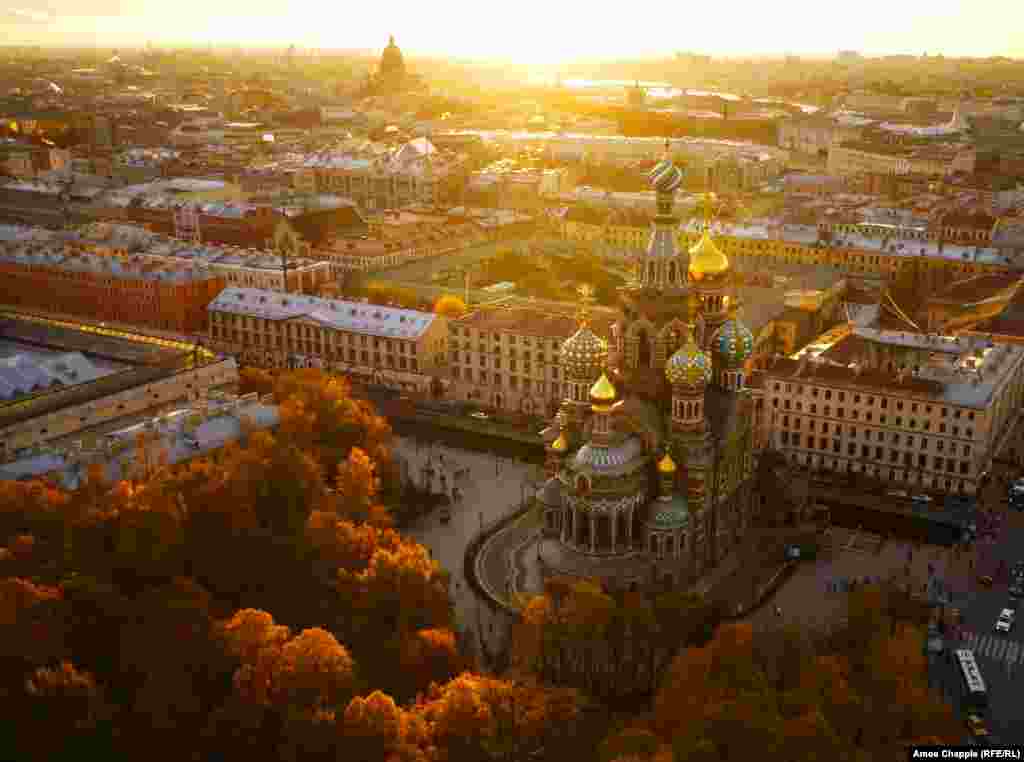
[
  {"xmin": 273, "ymin": 369, "xmax": 392, "ymax": 473},
  {"xmin": 434, "ymin": 294, "xmax": 468, "ymax": 318}
]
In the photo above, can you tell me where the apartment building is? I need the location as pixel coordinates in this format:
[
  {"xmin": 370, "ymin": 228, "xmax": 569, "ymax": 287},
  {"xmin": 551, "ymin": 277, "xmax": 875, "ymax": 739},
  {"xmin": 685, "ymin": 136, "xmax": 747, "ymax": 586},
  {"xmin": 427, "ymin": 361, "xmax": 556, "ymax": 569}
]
[
  {"xmin": 446, "ymin": 306, "xmax": 615, "ymax": 418},
  {"xmin": 206, "ymin": 287, "xmax": 448, "ymax": 392},
  {"xmin": 77, "ymin": 221, "xmax": 334, "ymax": 294},
  {"xmin": 559, "ymin": 212, "xmax": 1015, "ymax": 285},
  {"xmin": 828, "ymin": 141, "xmax": 976, "ymax": 178},
  {"xmin": 0, "ymin": 240, "xmax": 223, "ymax": 334},
  {"xmin": 759, "ymin": 331, "xmax": 1024, "ymax": 496}
]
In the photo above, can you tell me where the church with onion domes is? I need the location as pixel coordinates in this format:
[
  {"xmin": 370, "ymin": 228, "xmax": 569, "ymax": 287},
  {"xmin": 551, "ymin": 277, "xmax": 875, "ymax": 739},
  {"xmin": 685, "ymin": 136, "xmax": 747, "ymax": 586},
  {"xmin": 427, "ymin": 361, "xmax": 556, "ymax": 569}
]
[{"xmin": 538, "ymin": 143, "xmax": 759, "ymax": 590}]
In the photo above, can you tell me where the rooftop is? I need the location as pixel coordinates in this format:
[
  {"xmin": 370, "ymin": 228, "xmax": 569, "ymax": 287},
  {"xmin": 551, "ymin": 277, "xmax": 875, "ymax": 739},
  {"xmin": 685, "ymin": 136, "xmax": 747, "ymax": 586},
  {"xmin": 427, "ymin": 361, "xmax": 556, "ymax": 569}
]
[
  {"xmin": 765, "ymin": 339, "xmax": 1023, "ymax": 408},
  {"xmin": 208, "ymin": 287, "xmax": 437, "ymax": 339},
  {"xmin": 453, "ymin": 307, "xmax": 615, "ymax": 340},
  {"xmin": 0, "ymin": 393, "xmax": 279, "ymax": 486},
  {"xmin": 0, "ymin": 239, "xmax": 216, "ymax": 284},
  {"xmin": 0, "ymin": 352, "xmax": 111, "ymax": 400}
]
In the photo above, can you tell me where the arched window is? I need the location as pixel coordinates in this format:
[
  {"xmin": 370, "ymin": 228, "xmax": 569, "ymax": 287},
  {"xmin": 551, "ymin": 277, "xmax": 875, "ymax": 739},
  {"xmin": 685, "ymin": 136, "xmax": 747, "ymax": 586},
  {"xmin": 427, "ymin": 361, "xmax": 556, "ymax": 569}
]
[
  {"xmin": 576, "ymin": 475, "xmax": 590, "ymax": 495},
  {"xmin": 637, "ymin": 329, "xmax": 651, "ymax": 368},
  {"xmin": 668, "ymin": 260, "xmax": 677, "ymax": 283},
  {"xmin": 648, "ymin": 261, "xmax": 655, "ymax": 282}
]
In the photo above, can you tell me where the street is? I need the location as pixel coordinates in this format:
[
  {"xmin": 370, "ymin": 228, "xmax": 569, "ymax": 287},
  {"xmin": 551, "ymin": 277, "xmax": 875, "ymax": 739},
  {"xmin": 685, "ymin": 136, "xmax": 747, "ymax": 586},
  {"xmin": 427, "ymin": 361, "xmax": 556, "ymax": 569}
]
[
  {"xmin": 392, "ymin": 435, "xmax": 539, "ymax": 666},
  {"xmin": 938, "ymin": 510, "xmax": 1024, "ymax": 744}
]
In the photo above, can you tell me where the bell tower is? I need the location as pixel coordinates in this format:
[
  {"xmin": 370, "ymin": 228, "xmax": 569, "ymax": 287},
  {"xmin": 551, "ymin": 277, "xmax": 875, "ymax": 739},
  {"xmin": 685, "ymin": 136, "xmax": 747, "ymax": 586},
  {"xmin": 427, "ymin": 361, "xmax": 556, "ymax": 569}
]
[{"xmin": 639, "ymin": 139, "xmax": 687, "ymax": 291}]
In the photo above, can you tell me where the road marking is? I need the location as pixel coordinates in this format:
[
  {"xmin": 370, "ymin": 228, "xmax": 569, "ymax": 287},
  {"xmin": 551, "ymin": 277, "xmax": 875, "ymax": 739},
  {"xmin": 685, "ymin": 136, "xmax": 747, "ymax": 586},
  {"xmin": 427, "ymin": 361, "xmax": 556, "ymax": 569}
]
[
  {"xmin": 995, "ymin": 638, "xmax": 1008, "ymax": 660},
  {"xmin": 977, "ymin": 635, "xmax": 992, "ymax": 657}
]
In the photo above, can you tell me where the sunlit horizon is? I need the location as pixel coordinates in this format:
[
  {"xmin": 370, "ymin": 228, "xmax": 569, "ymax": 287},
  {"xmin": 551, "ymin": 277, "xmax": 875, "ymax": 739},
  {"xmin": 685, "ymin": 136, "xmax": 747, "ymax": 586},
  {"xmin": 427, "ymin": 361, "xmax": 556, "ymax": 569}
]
[{"xmin": 3, "ymin": 0, "xmax": 1024, "ymax": 62}]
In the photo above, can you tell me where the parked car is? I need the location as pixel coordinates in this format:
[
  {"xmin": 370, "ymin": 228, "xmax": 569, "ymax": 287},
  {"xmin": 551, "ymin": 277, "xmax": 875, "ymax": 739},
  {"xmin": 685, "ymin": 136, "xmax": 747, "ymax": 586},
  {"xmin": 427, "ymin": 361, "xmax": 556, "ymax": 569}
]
[
  {"xmin": 995, "ymin": 608, "xmax": 1015, "ymax": 634},
  {"xmin": 912, "ymin": 494, "xmax": 933, "ymax": 503},
  {"xmin": 1010, "ymin": 580, "xmax": 1024, "ymax": 598},
  {"xmin": 887, "ymin": 490, "xmax": 909, "ymax": 498},
  {"xmin": 979, "ymin": 575, "xmax": 994, "ymax": 588},
  {"xmin": 966, "ymin": 714, "xmax": 989, "ymax": 738}
]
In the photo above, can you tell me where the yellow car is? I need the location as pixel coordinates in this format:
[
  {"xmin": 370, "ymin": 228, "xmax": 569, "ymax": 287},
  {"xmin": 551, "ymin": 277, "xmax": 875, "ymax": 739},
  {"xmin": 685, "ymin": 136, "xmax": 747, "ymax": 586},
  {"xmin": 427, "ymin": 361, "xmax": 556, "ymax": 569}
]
[{"xmin": 966, "ymin": 714, "xmax": 989, "ymax": 738}]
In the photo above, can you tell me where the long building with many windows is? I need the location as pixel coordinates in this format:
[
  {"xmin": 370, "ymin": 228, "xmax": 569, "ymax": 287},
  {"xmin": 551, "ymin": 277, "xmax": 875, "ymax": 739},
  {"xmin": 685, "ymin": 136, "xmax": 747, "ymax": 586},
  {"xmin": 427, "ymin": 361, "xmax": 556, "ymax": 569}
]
[
  {"xmin": 206, "ymin": 287, "xmax": 448, "ymax": 392},
  {"xmin": 446, "ymin": 305, "xmax": 616, "ymax": 419},
  {"xmin": 0, "ymin": 235, "xmax": 224, "ymax": 334},
  {"xmin": 560, "ymin": 212, "xmax": 1017, "ymax": 285},
  {"xmin": 756, "ymin": 274, "xmax": 1024, "ymax": 496}
]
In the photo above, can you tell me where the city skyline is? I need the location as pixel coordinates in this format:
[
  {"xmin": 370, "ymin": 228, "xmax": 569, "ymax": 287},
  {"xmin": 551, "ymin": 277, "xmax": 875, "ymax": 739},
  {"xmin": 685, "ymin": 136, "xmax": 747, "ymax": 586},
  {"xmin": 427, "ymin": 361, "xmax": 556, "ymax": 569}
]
[{"xmin": 2, "ymin": 0, "xmax": 1023, "ymax": 62}]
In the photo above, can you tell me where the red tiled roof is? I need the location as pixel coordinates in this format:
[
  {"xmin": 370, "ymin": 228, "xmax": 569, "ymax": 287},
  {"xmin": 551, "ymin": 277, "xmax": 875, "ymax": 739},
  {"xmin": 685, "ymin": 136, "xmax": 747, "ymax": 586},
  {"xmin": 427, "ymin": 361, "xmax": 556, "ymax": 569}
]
[{"xmin": 455, "ymin": 307, "xmax": 613, "ymax": 340}]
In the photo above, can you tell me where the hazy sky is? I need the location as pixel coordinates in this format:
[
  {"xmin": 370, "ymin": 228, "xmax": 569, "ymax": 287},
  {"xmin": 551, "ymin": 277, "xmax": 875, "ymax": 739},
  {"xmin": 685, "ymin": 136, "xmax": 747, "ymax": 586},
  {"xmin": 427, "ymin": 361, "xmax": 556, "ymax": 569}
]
[{"xmin": 3, "ymin": 0, "xmax": 1021, "ymax": 61}]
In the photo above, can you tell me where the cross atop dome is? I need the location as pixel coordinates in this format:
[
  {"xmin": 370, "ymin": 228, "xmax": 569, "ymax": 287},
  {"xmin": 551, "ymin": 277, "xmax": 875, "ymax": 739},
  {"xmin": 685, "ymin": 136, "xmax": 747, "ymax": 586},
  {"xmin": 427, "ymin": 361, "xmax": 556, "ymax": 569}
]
[{"xmin": 575, "ymin": 283, "xmax": 595, "ymax": 326}]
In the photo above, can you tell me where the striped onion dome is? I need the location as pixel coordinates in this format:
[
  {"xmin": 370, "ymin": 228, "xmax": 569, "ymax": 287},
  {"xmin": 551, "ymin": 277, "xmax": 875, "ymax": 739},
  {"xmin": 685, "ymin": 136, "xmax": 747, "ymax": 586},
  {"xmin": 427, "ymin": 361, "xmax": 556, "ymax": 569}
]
[
  {"xmin": 711, "ymin": 318, "xmax": 754, "ymax": 370},
  {"xmin": 648, "ymin": 159, "xmax": 684, "ymax": 194},
  {"xmin": 573, "ymin": 437, "xmax": 643, "ymax": 473},
  {"xmin": 560, "ymin": 325, "xmax": 608, "ymax": 381},
  {"xmin": 665, "ymin": 334, "xmax": 712, "ymax": 387}
]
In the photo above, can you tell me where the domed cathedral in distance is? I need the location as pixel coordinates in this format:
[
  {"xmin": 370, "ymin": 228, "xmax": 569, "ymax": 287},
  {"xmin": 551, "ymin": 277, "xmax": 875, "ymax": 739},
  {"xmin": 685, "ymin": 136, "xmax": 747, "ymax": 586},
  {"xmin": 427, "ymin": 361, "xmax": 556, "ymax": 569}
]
[
  {"xmin": 539, "ymin": 147, "xmax": 760, "ymax": 591},
  {"xmin": 362, "ymin": 35, "xmax": 425, "ymax": 96}
]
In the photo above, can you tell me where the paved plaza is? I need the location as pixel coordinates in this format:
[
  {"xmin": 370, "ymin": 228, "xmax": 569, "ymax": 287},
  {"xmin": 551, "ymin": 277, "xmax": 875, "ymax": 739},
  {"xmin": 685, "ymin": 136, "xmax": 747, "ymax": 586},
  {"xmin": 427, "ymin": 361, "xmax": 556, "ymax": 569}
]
[
  {"xmin": 745, "ymin": 527, "xmax": 979, "ymax": 631},
  {"xmin": 393, "ymin": 436, "xmax": 542, "ymax": 659}
]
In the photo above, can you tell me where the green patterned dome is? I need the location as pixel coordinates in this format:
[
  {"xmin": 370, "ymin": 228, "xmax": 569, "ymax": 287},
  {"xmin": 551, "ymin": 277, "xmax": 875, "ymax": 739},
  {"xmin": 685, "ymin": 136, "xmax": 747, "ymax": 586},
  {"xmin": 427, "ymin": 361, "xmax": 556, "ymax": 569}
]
[
  {"xmin": 647, "ymin": 495, "xmax": 689, "ymax": 529},
  {"xmin": 711, "ymin": 318, "xmax": 754, "ymax": 370},
  {"xmin": 560, "ymin": 325, "xmax": 608, "ymax": 381},
  {"xmin": 665, "ymin": 336, "xmax": 712, "ymax": 387}
]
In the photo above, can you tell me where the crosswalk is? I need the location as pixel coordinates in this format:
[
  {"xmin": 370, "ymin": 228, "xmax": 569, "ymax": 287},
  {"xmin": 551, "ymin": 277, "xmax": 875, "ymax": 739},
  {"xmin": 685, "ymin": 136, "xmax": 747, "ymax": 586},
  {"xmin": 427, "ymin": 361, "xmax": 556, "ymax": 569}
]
[{"xmin": 963, "ymin": 631, "xmax": 1024, "ymax": 665}]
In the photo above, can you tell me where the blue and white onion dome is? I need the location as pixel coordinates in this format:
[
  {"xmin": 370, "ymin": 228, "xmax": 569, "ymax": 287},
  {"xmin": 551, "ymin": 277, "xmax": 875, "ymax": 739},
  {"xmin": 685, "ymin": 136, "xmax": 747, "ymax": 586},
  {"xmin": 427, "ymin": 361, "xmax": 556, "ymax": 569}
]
[
  {"xmin": 559, "ymin": 325, "xmax": 608, "ymax": 381},
  {"xmin": 648, "ymin": 158, "xmax": 684, "ymax": 194},
  {"xmin": 665, "ymin": 338, "xmax": 712, "ymax": 387},
  {"xmin": 711, "ymin": 317, "xmax": 754, "ymax": 370}
]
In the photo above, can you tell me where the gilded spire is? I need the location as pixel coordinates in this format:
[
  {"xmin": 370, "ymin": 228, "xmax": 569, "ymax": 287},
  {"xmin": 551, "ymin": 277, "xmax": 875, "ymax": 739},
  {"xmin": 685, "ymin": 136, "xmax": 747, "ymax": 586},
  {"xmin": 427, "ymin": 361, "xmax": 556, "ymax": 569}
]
[
  {"xmin": 575, "ymin": 283, "xmax": 595, "ymax": 327},
  {"xmin": 657, "ymin": 452, "xmax": 677, "ymax": 473},
  {"xmin": 699, "ymin": 191, "xmax": 717, "ymax": 233}
]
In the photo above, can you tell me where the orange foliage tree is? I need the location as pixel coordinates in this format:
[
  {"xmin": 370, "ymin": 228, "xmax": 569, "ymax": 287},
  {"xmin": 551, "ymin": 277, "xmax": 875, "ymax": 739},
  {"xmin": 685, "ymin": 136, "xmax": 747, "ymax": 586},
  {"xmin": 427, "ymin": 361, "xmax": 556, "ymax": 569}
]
[
  {"xmin": 652, "ymin": 592, "xmax": 959, "ymax": 761},
  {"xmin": 434, "ymin": 294, "xmax": 468, "ymax": 318}
]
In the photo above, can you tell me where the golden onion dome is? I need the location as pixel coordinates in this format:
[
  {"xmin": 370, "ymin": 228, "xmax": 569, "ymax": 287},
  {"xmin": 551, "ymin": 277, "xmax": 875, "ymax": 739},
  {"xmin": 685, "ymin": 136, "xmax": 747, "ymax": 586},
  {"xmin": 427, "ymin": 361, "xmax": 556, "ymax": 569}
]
[
  {"xmin": 551, "ymin": 433, "xmax": 568, "ymax": 453},
  {"xmin": 687, "ymin": 230, "xmax": 730, "ymax": 281},
  {"xmin": 589, "ymin": 372, "xmax": 616, "ymax": 403},
  {"xmin": 665, "ymin": 333, "xmax": 712, "ymax": 387},
  {"xmin": 559, "ymin": 325, "xmax": 608, "ymax": 381},
  {"xmin": 657, "ymin": 452, "xmax": 677, "ymax": 473}
]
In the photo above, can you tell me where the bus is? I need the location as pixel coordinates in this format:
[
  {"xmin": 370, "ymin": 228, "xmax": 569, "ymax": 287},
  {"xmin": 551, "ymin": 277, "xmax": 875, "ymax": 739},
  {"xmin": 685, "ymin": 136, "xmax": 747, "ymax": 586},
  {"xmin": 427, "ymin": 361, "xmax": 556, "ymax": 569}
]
[{"xmin": 954, "ymin": 649, "xmax": 988, "ymax": 712}]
